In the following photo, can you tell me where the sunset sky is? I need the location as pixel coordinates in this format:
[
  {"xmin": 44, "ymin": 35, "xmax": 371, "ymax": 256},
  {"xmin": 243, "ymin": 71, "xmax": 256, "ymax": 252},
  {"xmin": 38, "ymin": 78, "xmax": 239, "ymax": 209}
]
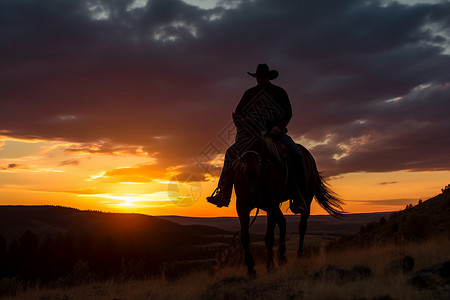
[{"xmin": 1, "ymin": 0, "xmax": 450, "ymax": 217}]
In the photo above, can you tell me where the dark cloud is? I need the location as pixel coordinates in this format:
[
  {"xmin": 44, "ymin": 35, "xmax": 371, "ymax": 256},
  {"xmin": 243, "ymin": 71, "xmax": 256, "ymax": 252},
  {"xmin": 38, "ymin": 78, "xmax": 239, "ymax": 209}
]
[
  {"xmin": 64, "ymin": 140, "xmax": 147, "ymax": 156},
  {"xmin": 59, "ymin": 159, "xmax": 80, "ymax": 166},
  {"xmin": 0, "ymin": 163, "xmax": 29, "ymax": 171},
  {"xmin": 1, "ymin": 0, "xmax": 449, "ymax": 178}
]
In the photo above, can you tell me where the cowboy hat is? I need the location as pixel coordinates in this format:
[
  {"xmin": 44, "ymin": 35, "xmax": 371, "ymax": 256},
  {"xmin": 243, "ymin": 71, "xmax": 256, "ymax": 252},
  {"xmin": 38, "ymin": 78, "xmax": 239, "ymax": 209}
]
[{"xmin": 247, "ymin": 63, "xmax": 278, "ymax": 80}]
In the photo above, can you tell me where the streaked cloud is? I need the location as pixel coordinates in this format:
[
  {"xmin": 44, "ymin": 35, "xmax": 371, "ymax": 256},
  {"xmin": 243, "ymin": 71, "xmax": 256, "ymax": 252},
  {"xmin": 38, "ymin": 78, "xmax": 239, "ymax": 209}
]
[
  {"xmin": 0, "ymin": 163, "xmax": 29, "ymax": 171},
  {"xmin": 64, "ymin": 140, "xmax": 149, "ymax": 157},
  {"xmin": 379, "ymin": 181, "xmax": 398, "ymax": 185},
  {"xmin": 59, "ymin": 159, "xmax": 80, "ymax": 166}
]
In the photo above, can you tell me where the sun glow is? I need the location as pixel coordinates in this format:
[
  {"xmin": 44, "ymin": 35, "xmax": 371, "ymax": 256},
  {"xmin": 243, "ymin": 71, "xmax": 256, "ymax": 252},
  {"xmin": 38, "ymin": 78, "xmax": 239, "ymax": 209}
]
[
  {"xmin": 2, "ymin": 135, "xmax": 450, "ymax": 217},
  {"xmin": 119, "ymin": 196, "xmax": 137, "ymax": 207},
  {"xmin": 78, "ymin": 193, "xmax": 147, "ymax": 208}
]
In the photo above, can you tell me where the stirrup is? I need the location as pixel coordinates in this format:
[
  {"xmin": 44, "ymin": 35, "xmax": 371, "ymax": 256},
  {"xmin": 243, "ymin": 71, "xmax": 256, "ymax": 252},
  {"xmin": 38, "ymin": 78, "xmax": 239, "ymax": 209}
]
[
  {"xmin": 209, "ymin": 187, "xmax": 220, "ymax": 198},
  {"xmin": 207, "ymin": 187, "xmax": 229, "ymax": 207}
]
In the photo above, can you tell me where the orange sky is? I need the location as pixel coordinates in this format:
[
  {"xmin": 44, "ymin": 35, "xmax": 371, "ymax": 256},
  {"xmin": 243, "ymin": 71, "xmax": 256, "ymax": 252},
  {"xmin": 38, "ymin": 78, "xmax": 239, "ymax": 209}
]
[
  {"xmin": 1, "ymin": 0, "xmax": 450, "ymax": 218},
  {"xmin": 1, "ymin": 135, "xmax": 449, "ymax": 217}
]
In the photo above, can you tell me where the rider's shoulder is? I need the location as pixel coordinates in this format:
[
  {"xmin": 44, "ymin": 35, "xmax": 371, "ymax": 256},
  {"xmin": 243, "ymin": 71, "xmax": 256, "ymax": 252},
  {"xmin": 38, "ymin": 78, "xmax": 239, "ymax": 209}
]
[
  {"xmin": 268, "ymin": 83, "xmax": 287, "ymax": 93},
  {"xmin": 241, "ymin": 85, "xmax": 261, "ymax": 98},
  {"xmin": 245, "ymin": 85, "xmax": 261, "ymax": 93},
  {"xmin": 243, "ymin": 84, "xmax": 287, "ymax": 97}
]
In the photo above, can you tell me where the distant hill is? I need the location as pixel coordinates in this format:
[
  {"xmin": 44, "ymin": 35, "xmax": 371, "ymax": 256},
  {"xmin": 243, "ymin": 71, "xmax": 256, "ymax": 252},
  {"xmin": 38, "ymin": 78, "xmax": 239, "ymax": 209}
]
[
  {"xmin": 328, "ymin": 190, "xmax": 450, "ymax": 250},
  {"xmin": 0, "ymin": 206, "xmax": 232, "ymax": 283},
  {"xmin": 0, "ymin": 206, "xmax": 228, "ymax": 243},
  {"xmin": 161, "ymin": 212, "xmax": 394, "ymax": 236},
  {"xmin": 0, "ymin": 206, "xmax": 224, "ymax": 239}
]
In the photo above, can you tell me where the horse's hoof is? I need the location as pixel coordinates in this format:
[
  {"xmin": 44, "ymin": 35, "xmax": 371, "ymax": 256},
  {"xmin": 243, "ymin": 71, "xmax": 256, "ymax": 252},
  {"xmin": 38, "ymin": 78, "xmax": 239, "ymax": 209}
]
[
  {"xmin": 266, "ymin": 261, "xmax": 275, "ymax": 273},
  {"xmin": 279, "ymin": 256, "xmax": 288, "ymax": 266},
  {"xmin": 247, "ymin": 269, "xmax": 257, "ymax": 279}
]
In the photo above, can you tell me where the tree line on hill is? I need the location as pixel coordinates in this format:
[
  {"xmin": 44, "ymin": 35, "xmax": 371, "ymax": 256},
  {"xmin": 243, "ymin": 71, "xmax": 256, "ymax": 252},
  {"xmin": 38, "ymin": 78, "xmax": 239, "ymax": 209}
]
[
  {"xmin": 0, "ymin": 229, "xmax": 161, "ymax": 288},
  {"xmin": 326, "ymin": 186, "xmax": 450, "ymax": 251},
  {"xmin": 0, "ymin": 208, "xmax": 230, "ymax": 296}
]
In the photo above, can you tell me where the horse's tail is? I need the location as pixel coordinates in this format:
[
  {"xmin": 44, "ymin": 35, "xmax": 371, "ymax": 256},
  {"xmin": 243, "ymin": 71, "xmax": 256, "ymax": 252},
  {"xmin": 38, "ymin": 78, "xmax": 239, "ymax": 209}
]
[{"xmin": 314, "ymin": 172, "xmax": 345, "ymax": 218}]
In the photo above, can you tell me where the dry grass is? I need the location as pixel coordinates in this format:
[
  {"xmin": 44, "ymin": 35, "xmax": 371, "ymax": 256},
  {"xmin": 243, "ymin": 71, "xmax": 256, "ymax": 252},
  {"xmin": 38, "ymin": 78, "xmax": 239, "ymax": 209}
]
[{"xmin": 2, "ymin": 236, "xmax": 449, "ymax": 300}]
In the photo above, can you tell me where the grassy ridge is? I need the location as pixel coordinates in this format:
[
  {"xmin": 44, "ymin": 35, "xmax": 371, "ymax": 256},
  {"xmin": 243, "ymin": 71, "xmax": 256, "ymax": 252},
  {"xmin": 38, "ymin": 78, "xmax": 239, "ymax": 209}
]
[{"xmin": 2, "ymin": 236, "xmax": 449, "ymax": 299}]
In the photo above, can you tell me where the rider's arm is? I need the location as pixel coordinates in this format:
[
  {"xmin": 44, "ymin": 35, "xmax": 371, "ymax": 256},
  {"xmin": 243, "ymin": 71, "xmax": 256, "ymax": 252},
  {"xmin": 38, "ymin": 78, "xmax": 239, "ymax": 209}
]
[{"xmin": 274, "ymin": 89, "xmax": 292, "ymax": 131}]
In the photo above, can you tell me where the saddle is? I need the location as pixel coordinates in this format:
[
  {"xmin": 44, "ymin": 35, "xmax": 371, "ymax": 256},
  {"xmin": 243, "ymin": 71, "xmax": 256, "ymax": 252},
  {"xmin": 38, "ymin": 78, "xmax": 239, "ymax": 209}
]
[
  {"xmin": 261, "ymin": 137, "xmax": 303, "ymax": 204},
  {"xmin": 262, "ymin": 136, "xmax": 289, "ymax": 165}
]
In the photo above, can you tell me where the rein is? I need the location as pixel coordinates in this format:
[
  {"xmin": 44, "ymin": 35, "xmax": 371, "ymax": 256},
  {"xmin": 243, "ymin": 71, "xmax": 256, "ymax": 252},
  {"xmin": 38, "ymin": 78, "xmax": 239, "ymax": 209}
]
[{"xmin": 239, "ymin": 150, "xmax": 260, "ymax": 160}]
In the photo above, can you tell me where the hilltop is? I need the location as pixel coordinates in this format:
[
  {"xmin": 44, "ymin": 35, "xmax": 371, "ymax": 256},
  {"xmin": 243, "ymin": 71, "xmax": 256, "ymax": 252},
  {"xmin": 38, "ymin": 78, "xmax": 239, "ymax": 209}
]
[
  {"xmin": 0, "ymin": 205, "xmax": 228, "ymax": 241},
  {"xmin": 328, "ymin": 188, "xmax": 450, "ymax": 250}
]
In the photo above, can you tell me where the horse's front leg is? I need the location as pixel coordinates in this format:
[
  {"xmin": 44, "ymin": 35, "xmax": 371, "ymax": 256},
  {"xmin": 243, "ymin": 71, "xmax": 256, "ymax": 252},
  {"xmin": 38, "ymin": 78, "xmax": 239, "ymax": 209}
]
[
  {"xmin": 297, "ymin": 210, "xmax": 310, "ymax": 258},
  {"xmin": 275, "ymin": 207, "xmax": 287, "ymax": 266},
  {"xmin": 239, "ymin": 212, "xmax": 255, "ymax": 276},
  {"xmin": 265, "ymin": 211, "xmax": 276, "ymax": 273}
]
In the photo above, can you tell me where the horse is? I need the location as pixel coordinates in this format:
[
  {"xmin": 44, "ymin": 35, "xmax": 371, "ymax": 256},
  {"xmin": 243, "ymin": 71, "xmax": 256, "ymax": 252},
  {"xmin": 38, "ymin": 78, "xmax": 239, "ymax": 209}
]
[{"xmin": 234, "ymin": 127, "xmax": 344, "ymax": 276}]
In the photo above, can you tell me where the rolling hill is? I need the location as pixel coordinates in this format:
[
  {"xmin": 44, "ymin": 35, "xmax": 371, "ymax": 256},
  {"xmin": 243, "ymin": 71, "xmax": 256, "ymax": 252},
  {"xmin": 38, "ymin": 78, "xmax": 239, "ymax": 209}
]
[
  {"xmin": 0, "ymin": 205, "xmax": 228, "ymax": 243},
  {"xmin": 328, "ymin": 189, "xmax": 450, "ymax": 250},
  {"xmin": 0, "ymin": 206, "xmax": 232, "ymax": 283}
]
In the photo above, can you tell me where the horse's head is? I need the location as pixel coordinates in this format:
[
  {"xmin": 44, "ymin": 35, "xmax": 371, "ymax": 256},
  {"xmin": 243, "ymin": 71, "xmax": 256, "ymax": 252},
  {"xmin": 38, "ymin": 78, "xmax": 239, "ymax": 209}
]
[
  {"xmin": 233, "ymin": 113, "xmax": 262, "ymax": 180},
  {"xmin": 233, "ymin": 112, "xmax": 263, "ymax": 181}
]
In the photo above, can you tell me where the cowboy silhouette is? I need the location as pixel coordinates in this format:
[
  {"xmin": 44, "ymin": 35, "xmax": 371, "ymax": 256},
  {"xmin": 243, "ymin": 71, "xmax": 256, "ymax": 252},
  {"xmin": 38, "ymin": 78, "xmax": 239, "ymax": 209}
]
[{"xmin": 207, "ymin": 64, "xmax": 308, "ymax": 214}]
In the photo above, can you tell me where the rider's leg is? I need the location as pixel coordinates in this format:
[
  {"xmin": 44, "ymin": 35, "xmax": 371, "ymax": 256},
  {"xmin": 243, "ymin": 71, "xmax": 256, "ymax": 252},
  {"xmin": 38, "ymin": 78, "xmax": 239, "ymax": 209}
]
[
  {"xmin": 276, "ymin": 132, "xmax": 308, "ymax": 214},
  {"xmin": 207, "ymin": 144, "xmax": 237, "ymax": 207},
  {"xmin": 277, "ymin": 132, "xmax": 308, "ymax": 191}
]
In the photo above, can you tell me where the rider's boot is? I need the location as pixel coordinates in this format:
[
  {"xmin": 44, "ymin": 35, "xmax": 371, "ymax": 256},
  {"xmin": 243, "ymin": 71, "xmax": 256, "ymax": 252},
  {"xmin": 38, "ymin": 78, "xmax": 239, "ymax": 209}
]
[
  {"xmin": 207, "ymin": 144, "xmax": 237, "ymax": 208},
  {"xmin": 207, "ymin": 169, "xmax": 234, "ymax": 208}
]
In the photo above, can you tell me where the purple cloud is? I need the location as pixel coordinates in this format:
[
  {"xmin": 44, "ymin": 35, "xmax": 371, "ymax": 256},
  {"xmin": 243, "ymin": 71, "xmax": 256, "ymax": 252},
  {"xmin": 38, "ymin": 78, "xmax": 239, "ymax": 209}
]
[{"xmin": 1, "ymin": 0, "xmax": 449, "ymax": 178}]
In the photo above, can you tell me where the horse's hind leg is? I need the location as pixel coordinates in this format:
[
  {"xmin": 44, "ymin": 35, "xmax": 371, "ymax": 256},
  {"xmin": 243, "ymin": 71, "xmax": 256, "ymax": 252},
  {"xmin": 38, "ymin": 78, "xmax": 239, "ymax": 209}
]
[
  {"xmin": 297, "ymin": 210, "xmax": 310, "ymax": 258},
  {"xmin": 265, "ymin": 212, "xmax": 276, "ymax": 273},
  {"xmin": 275, "ymin": 207, "xmax": 287, "ymax": 266},
  {"xmin": 239, "ymin": 212, "xmax": 255, "ymax": 276}
]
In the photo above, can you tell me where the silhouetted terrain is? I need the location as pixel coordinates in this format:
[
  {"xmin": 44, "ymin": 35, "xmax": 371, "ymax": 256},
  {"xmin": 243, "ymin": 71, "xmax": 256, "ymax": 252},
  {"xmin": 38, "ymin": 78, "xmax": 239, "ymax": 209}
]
[
  {"xmin": 327, "ymin": 189, "xmax": 450, "ymax": 250},
  {"xmin": 0, "ymin": 206, "xmax": 228, "ymax": 242},
  {"xmin": 0, "ymin": 206, "xmax": 231, "ymax": 285},
  {"xmin": 1, "ymin": 189, "xmax": 449, "ymax": 299},
  {"xmin": 0, "ymin": 205, "xmax": 392, "ymax": 290}
]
